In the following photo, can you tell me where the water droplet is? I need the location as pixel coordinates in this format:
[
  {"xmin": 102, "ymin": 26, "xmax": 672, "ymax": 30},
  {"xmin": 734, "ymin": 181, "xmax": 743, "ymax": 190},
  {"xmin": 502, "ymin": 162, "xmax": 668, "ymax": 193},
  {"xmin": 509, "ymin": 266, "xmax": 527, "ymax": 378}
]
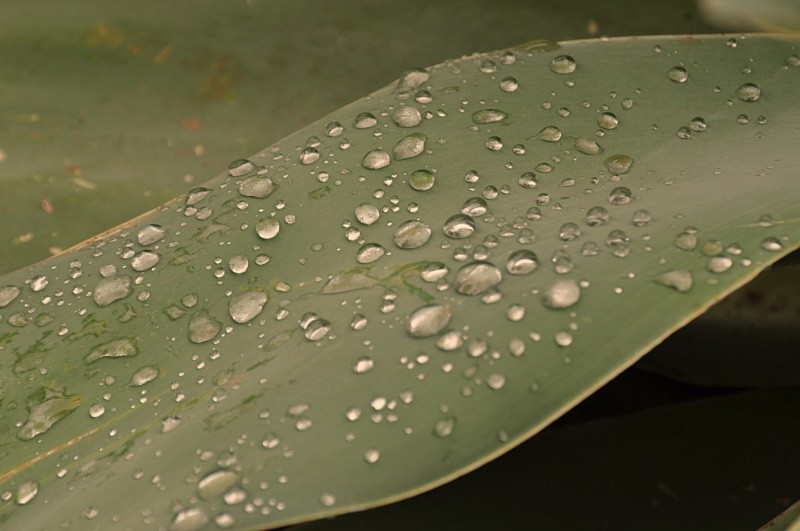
[
  {"xmin": 406, "ymin": 304, "xmax": 452, "ymax": 337},
  {"xmin": 472, "ymin": 109, "xmax": 508, "ymax": 124},
  {"xmin": 485, "ymin": 136, "xmax": 503, "ymax": 151},
  {"xmin": 549, "ymin": 55, "xmax": 576, "ymax": 74},
  {"xmin": 608, "ymin": 186, "xmax": 633, "ymax": 205},
  {"xmin": 362, "ymin": 149, "xmax": 391, "ymax": 170},
  {"xmin": 86, "ymin": 338, "xmax": 138, "ymax": 362},
  {"xmin": 320, "ymin": 493, "xmax": 337, "ymax": 507},
  {"xmin": 261, "ymin": 433, "xmax": 280, "ymax": 449},
  {"xmin": 17, "ymin": 387, "xmax": 80, "ymax": 440},
  {"xmin": 185, "ymin": 187, "xmax": 211, "ymax": 206},
  {"xmin": 325, "ymin": 121, "xmax": 344, "ymax": 136},
  {"xmin": 461, "ymin": 197, "xmax": 488, "ymax": 217},
  {"xmin": 421, "ymin": 262, "xmax": 449, "ymax": 282},
  {"xmin": 506, "ymin": 303, "xmax": 525, "ymax": 321},
  {"xmin": 93, "ymin": 276, "xmax": 132, "ymax": 307},
  {"xmin": 137, "ymin": 224, "xmax": 167, "ymax": 246},
  {"xmin": 674, "ymin": 231, "xmax": 698, "ymax": 251},
  {"xmin": 500, "ymin": 76, "xmax": 519, "ymax": 92},
  {"xmin": 256, "ymin": 218, "xmax": 280, "ymax": 240},
  {"xmin": 393, "ymin": 220, "xmax": 432, "ymax": 249},
  {"xmin": 161, "ymin": 416, "xmax": 182, "ymax": 434},
  {"xmin": 227, "ymin": 159, "xmax": 255, "ymax": 177},
  {"xmin": 171, "ymin": 507, "xmax": 208, "ymax": 531},
  {"xmin": 353, "ymin": 357, "xmax": 374, "ymax": 374},
  {"xmin": 487, "ymin": 373, "xmax": 506, "ymax": 390},
  {"xmin": 409, "ymin": 169, "xmax": 435, "ymax": 191},
  {"xmin": 443, "ymin": 214, "xmax": 475, "ymax": 238},
  {"xmin": 15, "ymin": 481, "xmax": 38, "ymax": 505},
  {"xmin": 597, "ymin": 112, "xmax": 619, "ymax": 130},
  {"xmin": 585, "ymin": 206, "xmax": 609, "ymax": 226},
  {"xmin": 356, "ymin": 243, "xmax": 385, "ymax": 264},
  {"xmin": 604, "ymin": 154, "xmax": 633, "ymax": 174},
  {"xmin": 542, "ymin": 279, "xmax": 581, "ymax": 309},
  {"xmin": 88, "ymin": 403, "xmax": 105, "ymax": 418},
  {"xmin": 433, "ymin": 417, "xmax": 456, "ymax": 437},
  {"xmin": 198, "ymin": 470, "xmax": 239, "ymax": 500},
  {"xmin": 676, "ymin": 126, "xmax": 691, "ymax": 139},
  {"xmin": 707, "ymin": 256, "xmax": 733, "ymax": 273},
  {"xmin": 189, "ymin": 311, "xmax": 222, "ymax": 344},
  {"xmin": 394, "ymin": 133, "xmax": 426, "ymax": 160},
  {"xmin": 574, "ymin": 137, "xmax": 603, "ymax": 155},
  {"xmin": 655, "ymin": 269, "xmax": 693, "ymax": 292},
  {"xmin": 761, "ymin": 237, "xmax": 783, "ymax": 251},
  {"xmin": 228, "ymin": 255, "xmax": 249, "ymax": 274},
  {"xmin": 736, "ymin": 83, "xmax": 761, "ymax": 102},
  {"xmin": 396, "ymin": 68, "xmax": 429, "ymax": 93},
  {"xmin": 238, "ymin": 176, "xmax": 275, "ymax": 199},
  {"xmin": 554, "ymin": 331, "xmax": 573, "ymax": 347},
  {"xmin": 0, "ymin": 285, "xmax": 21, "ymax": 308},
  {"xmin": 392, "ymin": 106, "xmax": 422, "ymax": 127},
  {"xmin": 131, "ymin": 366, "xmax": 159, "ymax": 386},
  {"xmin": 131, "ymin": 250, "xmax": 161, "ymax": 271},
  {"xmin": 364, "ymin": 449, "xmax": 381, "ymax": 464},
  {"xmin": 228, "ymin": 290, "xmax": 268, "ymax": 324},
  {"xmin": 558, "ymin": 222, "xmax": 581, "ymax": 241},
  {"xmin": 354, "ymin": 112, "xmax": 378, "ymax": 128},
  {"xmin": 689, "ymin": 117, "xmax": 707, "ymax": 132},
  {"xmin": 632, "ymin": 209, "xmax": 652, "ymax": 226},
  {"xmin": 506, "ymin": 250, "xmax": 539, "ymax": 275},
  {"xmin": 667, "ymin": 66, "xmax": 688, "ymax": 83},
  {"xmin": 536, "ymin": 126, "xmax": 562, "ymax": 142},
  {"xmin": 455, "ymin": 261, "xmax": 503, "ymax": 295},
  {"xmin": 355, "ymin": 203, "xmax": 380, "ymax": 225}
]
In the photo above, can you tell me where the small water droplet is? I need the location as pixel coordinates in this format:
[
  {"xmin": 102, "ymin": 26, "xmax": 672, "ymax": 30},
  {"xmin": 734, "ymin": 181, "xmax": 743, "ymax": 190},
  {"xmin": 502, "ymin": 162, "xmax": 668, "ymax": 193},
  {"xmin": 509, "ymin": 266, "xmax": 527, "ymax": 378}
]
[
  {"xmin": 461, "ymin": 197, "xmax": 488, "ymax": 217},
  {"xmin": 353, "ymin": 357, "xmax": 375, "ymax": 374},
  {"xmin": 761, "ymin": 237, "xmax": 783, "ymax": 251},
  {"xmin": 487, "ymin": 373, "xmax": 506, "ymax": 390},
  {"xmin": 421, "ymin": 262, "xmax": 449, "ymax": 282},
  {"xmin": 506, "ymin": 250, "xmax": 539, "ymax": 275},
  {"xmin": 354, "ymin": 112, "xmax": 378, "ymax": 128},
  {"xmin": 131, "ymin": 366, "xmax": 159, "ymax": 386},
  {"xmin": 433, "ymin": 416, "xmax": 456, "ymax": 437},
  {"xmin": 674, "ymin": 231, "xmax": 698, "ymax": 251},
  {"xmin": 707, "ymin": 256, "xmax": 733, "ymax": 273},
  {"xmin": 15, "ymin": 481, "xmax": 38, "ymax": 505},
  {"xmin": 604, "ymin": 154, "xmax": 633, "ymax": 174},
  {"xmin": 406, "ymin": 304, "xmax": 452, "ymax": 337},
  {"xmin": 320, "ymin": 493, "xmax": 337, "ymax": 507},
  {"xmin": 364, "ymin": 449, "xmax": 381, "ymax": 464},
  {"xmin": 355, "ymin": 203, "xmax": 381, "ymax": 225},
  {"xmin": 554, "ymin": 331, "xmax": 573, "ymax": 347},
  {"xmin": 171, "ymin": 507, "xmax": 208, "ymax": 531},
  {"xmin": 392, "ymin": 106, "xmax": 422, "ymax": 127},
  {"xmin": 185, "ymin": 187, "xmax": 211, "ymax": 206},
  {"xmin": 189, "ymin": 311, "xmax": 222, "ymax": 344},
  {"xmin": 558, "ymin": 222, "xmax": 581, "ymax": 241},
  {"xmin": 88, "ymin": 403, "xmax": 105, "ymax": 418},
  {"xmin": 161, "ymin": 416, "xmax": 181, "ymax": 434},
  {"xmin": 608, "ymin": 187, "xmax": 632, "ymax": 205},
  {"xmin": 409, "ymin": 169, "xmax": 435, "ymax": 191},
  {"xmin": 542, "ymin": 279, "xmax": 581, "ymax": 309},
  {"xmin": 131, "ymin": 250, "xmax": 161, "ymax": 271},
  {"xmin": 198, "ymin": 470, "xmax": 239, "ymax": 501},
  {"xmin": 597, "ymin": 112, "xmax": 619, "ymax": 130},
  {"xmin": 667, "ymin": 66, "xmax": 688, "ymax": 83},
  {"xmin": 356, "ymin": 243, "xmax": 385, "ymax": 264},
  {"xmin": 655, "ymin": 269, "xmax": 693, "ymax": 292},
  {"xmin": 585, "ymin": 206, "xmax": 609, "ymax": 226},
  {"xmin": 227, "ymin": 159, "xmax": 255, "ymax": 177},
  {"xmin": 93, "ymin": 276, "xmax": 132, "ymax": 307},
  {"xmin": 536, "ymin": 126, "xmax": 562, "ymax": 142},
  {"xmin": 736, "ymin": 83, "xmax": 761, "ymax": 102},
  {"xmin": 137, "ymin": 224, "xmax": 167, "ymax": 246},
  {"xmin": 500, "ymin": 76, "xmax": 519, "ymax": 92},
  {"xmin": 574, "ymin": 137, "xmax": 603, "ymax": 155},
  {"xmin": 550, "ymin": 55, "xmax": 576, "ymax": 74},
  {"xmin": 238, "ymin": 176, "xmax": 275, "ymax": 199},
  {"xmin": 632, "ymin": 209, "xmax": 652, "ymax": 226},
  {"xmin": 362, "ymin": 149, "xmax": 391, "ymax": 170},
  {"xmin": 394, "ymin": 133, "xmax": 426, "ymax": 160},
  {"xmin": 485, "ymin": 136, "xmax": 503, "ymax": 151}
]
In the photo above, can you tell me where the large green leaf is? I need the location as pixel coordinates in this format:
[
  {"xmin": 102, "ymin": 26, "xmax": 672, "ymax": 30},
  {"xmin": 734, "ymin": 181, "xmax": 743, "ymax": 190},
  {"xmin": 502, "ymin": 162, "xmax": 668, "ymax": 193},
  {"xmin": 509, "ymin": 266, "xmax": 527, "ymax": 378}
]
[
  {"xmin": 0, "ymin": 34, "xmax": 798, "ymax": 530},
  {"xmin": 0, "ymin": 0, "xmax": 718, "ymax": 275}
]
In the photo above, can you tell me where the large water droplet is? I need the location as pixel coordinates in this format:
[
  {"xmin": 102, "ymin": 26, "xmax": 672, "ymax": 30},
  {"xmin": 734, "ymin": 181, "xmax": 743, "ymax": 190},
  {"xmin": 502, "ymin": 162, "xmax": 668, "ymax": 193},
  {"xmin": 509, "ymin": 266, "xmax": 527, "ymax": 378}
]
[
  {"xmin": 461, "ymin": 197, "xmax": 488, "ymax": 217},
  {"xmin": 454, "ymin": 261, "xmax": 503, "ymax": 295},
  {"xmin": 736, "ymin": 83, "xmax": 761, "ymax": 102},
  {"xmin": 406, "ymin": 304, "xmax": 452, "ymax": 337},
  {"xmin": 198, "ymin": 470, "xmax": 239, "ymax": 500},
  {"xmin": 131, "ymin": 366, "xmax": 159, "ymax": 386},
  {"xmin": 256, "ymin": 218, "xmax": 281, "ymax": 240},
  {"xmin": 392, "ymin": 106, "xmax": 422, "ymax": 127},
  {"xmin": 17, "ymin": 387, "xmax": 80, "ymax": 440},
  {"xmin": 604, "ymin": 154, "xmax": 633, "ymax": 174},
  {"xmin": 558, "ymin": 222, "xmax": 581, "ymax": 241},
  {"xmin": 421, "ymin": 262, "xmax": 449, "ymax": 282},
  {"xmin": 443, "ymin": 214, "xmax": 475, "ymax": 238},
  {"xmin": 542, "ymin": 279, "xmax": 581, "ymax": 309},
  {"xmin": 394, "ymin": 133, "xmax": 426, "ymax": 160},
  {"xmin": 355, "ymin": 203, "xmax": 380, "ymax": 225},
  {"xmin": 608, "ymin": 186, "xmax": 633, "ymax": 205},
  {"xmin": 137, "ymin": 224, "xmax": 167, "ymax": 246},
  {"xmin": 238, "ymin": 176, "xmax": 275, "ymax": 199},
  {"xmin": 549, "ymin": 55, "xmax": 576, "ymax": 74},
  {"xmin": 574, "ymin": 137, "xmax": 603, "ymax": 155},
  {"xmin": 354, "ymin": 112, "xmax": 378, "ymax": 128},
  {"xmin": 472, "ymin": 109, "xmax": 508, "ymax": 124},
  {"xmin": 667, "ymin": 66, "xmax": 688, "ymax": 83},
  {"xmin": 362, "ymin": 149, "xmax": 391, "ymax": 170},
  {"xmin": 394, "ymin": 220, "xmax": 432, "ymax": 249},
  {"xmin": 229, "ymin": 290, "xmax": 268, "ymax": 324},
  {"xmin": 761, "ymin": 237, "xmax": 783, "ymax": 251},
  {"xmin": 185, "ymin": 187, "xmax": 211, "ymax": 206},
  {"xmin": 597, "ymin": 112, "xmax": 619, "ymax": 130},
  {"xmin": 189, "ymin": 311, "xmax": 222, "ymax": 344},
  {"xmin": 655, "ymin": 269, "xmax": 693, "ymax": 292},
  {"xmin": 0, "ymin": 285, "xmax": 21, "ymax": 308},
  {"xmin": 506, "ymin": 250, "xmax": 539, "ymax": 275},
  {"xmin": 227, "ymin": 159, "xmax": 255, "ymax": 177},
  {"xmin": 707, "ymin": 256, "xmax": 733, "ymax": 273},
  {"xmin": 86, "ymin": 338, "xmax": 138, "ymax": 362},
  {"xmin": 536, "ymin": 126, "xmax": 562, "ymax": 142},
  {"xmin": 585, "ymin": 206, "xmax": 609, "ymax": 226},
  {"xmin": 15, "ymin": 481, "xmax": 38, "ymax": 505},
  {"xmin": 171, "ymin": 507, "xmax": 208, "ymax": 531},
  {"xmin": 131, "ymin": 250, "xmax": 161, "ymax": 272},
  {"xmin": 409, "ymin": 169, "xmax": 435, "ymax": 191},
  {"xmin": 93, "ymin": 276, "xmax": 132, "ymax": 307},
  {"xmin": 356, "ymin": 243, "xmax": 385, "ymax": 264}
]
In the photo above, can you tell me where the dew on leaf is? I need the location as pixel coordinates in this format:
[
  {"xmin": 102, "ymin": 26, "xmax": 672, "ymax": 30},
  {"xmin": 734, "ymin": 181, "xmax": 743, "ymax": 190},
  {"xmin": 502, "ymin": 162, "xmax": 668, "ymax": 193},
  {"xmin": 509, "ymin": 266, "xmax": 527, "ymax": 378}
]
[
  {"xmin": 506, "ymin": 250, "xmax": 539, "ymax": 275},
  {"xmin": 131, "ymin": 366, "xmax": 159, "ymax": 386},
  {"xmin": 198, "ymin": 470, "xmax": 239, "ymax": 501},
  {"xmin": 455, "ymin": 261, "xmax": 503, "ymax": 295},
  {"xmin": 320, "ymin": 493, "xmax": 337, "ymax": 507},
  {"xmin": 137, "ymin": 224, "xmax": 167, "ymax": 246},
  {"xmin": 549, "ymin": 55, "xmax": 576, "ymax": 74},
  {"xmin": 667, "ymin": 66, "xmax": 688, "ymax": 83},
  {"xmin": 356, "ymin": 243, "xmax": 385, "ymax": 264},
  {"xmin": 392, "ymin": 106, "xmax": 422, "ymax": 128},
  {"xmin": 574, "ymin": 137, "xmax": 603, "ymax": 155},
  {"xmin": 228, "ymin": 255, "xmax": 249, "ymax": 274},
  {"xmin": 17, "ymin": 387, "xmax": 81, "ymax": 441},
  {"xmin": 761, "ymin": 237, "xmax": 784, "ymax": 251},
  {"xmin": 406, "ymin": 304, "xmax": 452, "ymax": 338},
  {"xmin": 362, "ymin": 149, "xmax": 391, "ymax": 170},
  {"xmin": 461, "ymin": 197, "xmax": 488, "ymax": 217},
  {"xmin": 409, "ymin": 169, "xmax": 435, "ymax": 191},
  {"xmin": 131, "ymin": 250, "xmax": 161, "ymax": 271},
  {"xmin": 227, "ymin": 159, "xmax": 255, "ymax": 177},
  {"xmin": 256, "ymin": 218, "xmax": 281, "ymax": 240},
  {"xmin": 15, "ymin": 481, "xmax": 38, "ymax": 505},
  {"xmin": 674, "ymin": 231, "xmax": 698, "ymax": 251},
  {"xmin": 558, "ymin": 222, "xmax": 581, "ymax": 241},
  {"xmin": 443, "ymin": 214, "xmax": 476, "ymax": 238},
  {"xmin": 88, "ymin": 403, "xmax": 105, "ymax": 418},
  {"xmin": 472, "ymin": 109, "xmax": 508, "ymax": 124},
  {"xmin": 325, "ymin": 121, "xmax": 344, "ymax": 136},
  {"xmin": 632, "ymin": 209, "xmax": 652, "ymax": 226},
  {"xmin": 228, "ymin": 290, "xmax": 268, "ymax": 324},
  {"xmin": 707, "ymin": 256, "xmax": 733, "ymax": 273},
  {"xmin": 188, "ymin": 311, "xmax": 222, "ymax": 344},
  {"xmin": 586, "ymin": 206, "xmax": 609, "ymax": 226},
  {"xmin": 604, "ymin": 154, "xmax": 633, "ymax": 174},
  {"xmin": 433, "ymin": 417, "xmax": 456, "ymax": 437},
  {"xmin": 30, "ymin": 275, "xmax": 48, "ymax": 292},
  {"xmin": 161, "ymin": 416, "xmax": 182, "ymax": 434},
  {"xmin": 536, "ymin": 126, "xmax": 562, "ymax": 142},
  {"xmin": 393, "ymin": 220, "xmax": 432, "ymax": 249},
  {"xmin": 597, "ymin": 112, "xmax": 619, "ymax": 130},
  {"xmin": 689, "ymin": 117, "xmax": 707, "ymax": 132},
  {"xmin": 0, "ymin": 285, "xmax": 21, "ymax": 308},
  {"xmin": 355, "ymin": 203, "xmax": 380, "ymax": 225},
  {"xmin": 485, "ymin": 136, "xmax": 503, "ymax": 151},
  {"xmin": 542, "ymin": 279, "xmax": 581, "ymax": 309},
  {"xmin": 500, "ymin": 76, "xmax": 519, "ymax": 92},
  {"xmin": 85, "ymin": 338, "xmax": 138, "ymax": 362},
  {"xmin": 608, "ymin": 187, "xmax": 633, "ymax": 205},
  {"xmin": 421, "ymin": 262, "xmax": 449, "ymax": 282},
  {"xmin": 354, "ymin": 112, "xmax": 378, "ymax": 129},
  {"xmin": 736, "ymin": 83, "xmax": 761, "ymax": 102},
  {"xmin": 655, "ymin": 269, "xmax": 694, "ymax": 292},
  {"xmin": 554, "ymin": 331, "xmax": 573, "ymax": 347},
  {"xmin": 394, "ymin": 133, "xmax": 426, "ymax": 160},
  {"xmin": 238, "ymin": 176, "xmax": 275, "ymax": 199},
  {"xmin": 487, "ymin": 373, "xmax": 506, "ymax": 390},
  {"xmin": 170, "ymin": 507, "xmax": 208, "ymax": 531}
]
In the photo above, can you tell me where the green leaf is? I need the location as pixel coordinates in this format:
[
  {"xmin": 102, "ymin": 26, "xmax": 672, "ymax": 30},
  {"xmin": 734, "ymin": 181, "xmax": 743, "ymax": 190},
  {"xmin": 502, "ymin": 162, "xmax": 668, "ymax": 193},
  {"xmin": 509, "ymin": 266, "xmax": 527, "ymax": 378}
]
[{"xmin": 0, "ymin": 34, "xmax": 799, "ymax": 530}]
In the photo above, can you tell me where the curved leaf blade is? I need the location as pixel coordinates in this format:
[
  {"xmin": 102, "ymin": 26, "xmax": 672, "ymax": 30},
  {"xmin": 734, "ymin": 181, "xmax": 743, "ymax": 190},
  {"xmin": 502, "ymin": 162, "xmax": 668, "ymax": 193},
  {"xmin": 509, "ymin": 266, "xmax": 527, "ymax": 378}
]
[{"xmin": 0, "ymin": 34, "xmax": 799, "ymax": 530}]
